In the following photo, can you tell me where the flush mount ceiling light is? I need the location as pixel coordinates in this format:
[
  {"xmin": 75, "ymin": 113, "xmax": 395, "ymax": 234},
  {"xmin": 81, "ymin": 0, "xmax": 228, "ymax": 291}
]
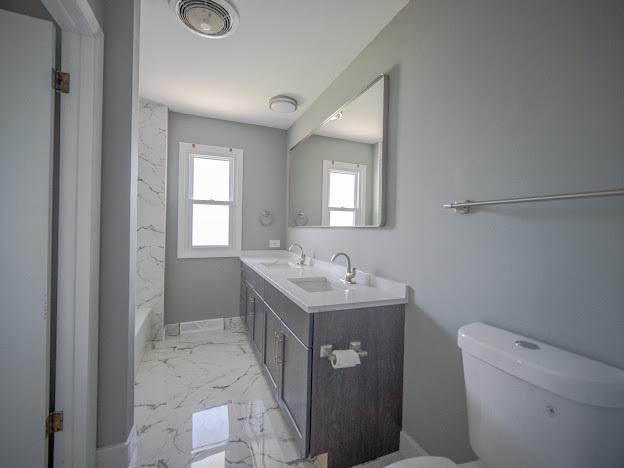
[
  {"xmin": 328, "ymin": 111, "xmax": 343, "ymax": 121},
  {"xmin": 269, "ymin": 95, "xmax": 298, "ymax": 113},
  {"xmin": 170, "ymin": 0, "xmax": 240, "ymax": 39}
]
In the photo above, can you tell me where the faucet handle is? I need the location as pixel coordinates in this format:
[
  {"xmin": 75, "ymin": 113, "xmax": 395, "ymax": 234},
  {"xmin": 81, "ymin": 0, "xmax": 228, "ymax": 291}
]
[{"xmin": 346, "ymin": 267, "xmax": 356, "ymax": 283}]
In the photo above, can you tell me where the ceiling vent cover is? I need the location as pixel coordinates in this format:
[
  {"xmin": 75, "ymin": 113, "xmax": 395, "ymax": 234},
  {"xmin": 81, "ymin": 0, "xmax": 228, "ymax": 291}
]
[{"xmin": 170, "ymin": 0, "xmax": 239, "ymax": 39}]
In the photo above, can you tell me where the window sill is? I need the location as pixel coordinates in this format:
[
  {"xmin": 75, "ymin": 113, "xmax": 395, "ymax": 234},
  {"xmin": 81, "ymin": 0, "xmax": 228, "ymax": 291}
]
[{"xmin": 177, "ymin": 248, "xmax": 241, "ymax": 259}]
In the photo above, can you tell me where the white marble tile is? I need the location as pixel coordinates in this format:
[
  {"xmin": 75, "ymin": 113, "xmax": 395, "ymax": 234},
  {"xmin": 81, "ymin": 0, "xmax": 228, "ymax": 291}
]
[
  {"xmin": 137, "ymin": 101, "xmax": 168, "ymax": 341},
  {"xmin": 135, "ymin": 328, "xmax": 321, "ymax": 468}
]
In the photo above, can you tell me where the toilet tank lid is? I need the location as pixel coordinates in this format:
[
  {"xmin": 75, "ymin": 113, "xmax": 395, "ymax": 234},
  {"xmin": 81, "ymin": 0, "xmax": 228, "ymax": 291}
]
[{"xmin": 458, "ymin": 323, "xmax": 624, "ymax": 408}]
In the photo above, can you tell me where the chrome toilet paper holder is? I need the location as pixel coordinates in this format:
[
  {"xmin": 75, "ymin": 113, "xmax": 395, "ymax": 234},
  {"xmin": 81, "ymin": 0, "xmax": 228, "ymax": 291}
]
[{"xmin": 320, "ymin": 342, "xmax": 369, "ymax": 364}]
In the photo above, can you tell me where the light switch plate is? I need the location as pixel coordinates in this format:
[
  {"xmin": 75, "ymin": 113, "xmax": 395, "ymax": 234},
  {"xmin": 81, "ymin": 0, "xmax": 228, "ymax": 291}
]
[{"xmin": 269, "ymin": 239, "xmax": 280, "ymax": 248}]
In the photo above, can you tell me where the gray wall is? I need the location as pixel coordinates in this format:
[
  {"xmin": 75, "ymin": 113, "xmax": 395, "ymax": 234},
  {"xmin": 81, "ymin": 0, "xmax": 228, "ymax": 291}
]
[
  {"xmin": 289, "ymin": 135, "xmax": 375, "ymax": 225},
  {"xmin": 287, "ymin": 0, "xmax": 624, "ymax": 462},
  {"xmin": 371, "ymin": 142, "xmax": 382, "ymax": 224},
  {"xmin": 98, "ymin": 0, "xmax": 139, "ymax": 449},
  {"xmin": 87, "ymin": 0, "xmax": 103, "ymax": 26},
  {"xmin": 165, "ymin": 112, "xmax": 287, "ymax": 324}
]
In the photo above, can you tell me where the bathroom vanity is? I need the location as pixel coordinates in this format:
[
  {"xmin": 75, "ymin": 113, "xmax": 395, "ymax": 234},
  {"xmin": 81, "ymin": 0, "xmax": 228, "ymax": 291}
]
[{"xmin": 239, "ymin": 255, "xmax": 407, "ymax": 468}]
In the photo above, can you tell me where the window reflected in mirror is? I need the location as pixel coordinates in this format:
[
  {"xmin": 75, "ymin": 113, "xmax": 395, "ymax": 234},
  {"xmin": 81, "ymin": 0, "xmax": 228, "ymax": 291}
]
[{"xmin": 288, "ymin": 75, "xmax": 386, "ymax": 227}]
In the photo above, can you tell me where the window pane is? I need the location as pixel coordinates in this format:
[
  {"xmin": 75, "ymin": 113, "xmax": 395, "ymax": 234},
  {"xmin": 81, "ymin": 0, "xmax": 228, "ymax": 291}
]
[
  {"xmin": 329, "ymin": 210, "xmax": 355, "ymax": 227},
  {"xmin": 193, "ymin": 157, "xmax": 230, "ymax": 201},
  {"xmin": 192, "ymin": 204, "xmax": 230, "ymax": 246},
  {"xmin": 329, "ymin": 171, "xmax": 356, "ymax": 208}
]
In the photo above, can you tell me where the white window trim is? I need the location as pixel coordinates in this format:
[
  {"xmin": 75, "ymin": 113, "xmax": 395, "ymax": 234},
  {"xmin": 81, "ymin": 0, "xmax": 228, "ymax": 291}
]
[
  {"xmin": 321, "ymin": 160, "xmax": 367, "ymax": 226},
  {"xmin": 177, "ymin": 142, "xmax": 243, "ymax": 258}
]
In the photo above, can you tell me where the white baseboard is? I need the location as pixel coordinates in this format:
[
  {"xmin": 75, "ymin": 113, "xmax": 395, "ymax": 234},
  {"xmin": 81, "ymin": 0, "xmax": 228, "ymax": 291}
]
[
  {"xmin": 179, "ymin": 318, "xmax": 225, "ymax": 334},
  {"xmin": 399, "ymin": 430, "xmax": 428, "ymax": 458},
  {"xmin": 225, "ymin": 316, "xmax": 242, "ymax": 328},
  {"xmin": 134, "ymin": 307, "xmax": 153, "ymax": 374},
  {"xmin": 164, "ymin": 317, "xmax": 243, "ymax": 336},
  {"xmin": 96, "ymin": 425, "xmax": 136, "ymax": 468}
]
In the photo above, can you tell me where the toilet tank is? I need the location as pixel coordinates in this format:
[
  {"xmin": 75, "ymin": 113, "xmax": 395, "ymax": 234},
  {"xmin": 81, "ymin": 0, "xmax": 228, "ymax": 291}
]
[{"xmin": 458, "ymin": 323, "xmax": 624, "ymax": 468}]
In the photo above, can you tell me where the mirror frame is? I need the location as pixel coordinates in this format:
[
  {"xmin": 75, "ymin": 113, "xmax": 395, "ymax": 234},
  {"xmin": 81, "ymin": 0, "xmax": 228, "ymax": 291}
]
[{"xmin": 288, "ymin": 74, "xmax": 388, "ymax": 228}]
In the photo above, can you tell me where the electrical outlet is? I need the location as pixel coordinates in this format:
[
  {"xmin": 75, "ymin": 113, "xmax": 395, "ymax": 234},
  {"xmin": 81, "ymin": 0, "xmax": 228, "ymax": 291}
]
[{"xmin": 269, "ymin": 239, "xmax": 280, "ymax": 248}]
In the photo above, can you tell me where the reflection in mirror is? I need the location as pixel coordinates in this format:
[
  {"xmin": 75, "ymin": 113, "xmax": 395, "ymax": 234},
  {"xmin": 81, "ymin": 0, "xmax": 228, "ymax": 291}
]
[{"xmin": 289, "ymin": 75, "xmax": 386, "ymax": 227}]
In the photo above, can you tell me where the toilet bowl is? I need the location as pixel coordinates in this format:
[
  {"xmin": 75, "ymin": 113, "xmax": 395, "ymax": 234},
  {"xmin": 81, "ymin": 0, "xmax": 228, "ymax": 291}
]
[{"xmin": 385, "ymin": 323, "xmax": 624, "ymax": 468}]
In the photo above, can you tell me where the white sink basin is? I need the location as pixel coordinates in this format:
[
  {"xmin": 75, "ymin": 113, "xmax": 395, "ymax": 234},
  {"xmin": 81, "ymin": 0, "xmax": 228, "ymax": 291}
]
[
  {"xmin": 288, "ymin": 277, "xmax": 334, "ymax": 293},
  {"xmin": 260, "ymin": 261, "xmax": 301, "ymax": 270}
]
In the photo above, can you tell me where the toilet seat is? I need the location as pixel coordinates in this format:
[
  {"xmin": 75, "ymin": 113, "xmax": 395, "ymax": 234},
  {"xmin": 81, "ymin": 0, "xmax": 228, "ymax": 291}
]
[{"xmin": 386, "ymin": 456, "xmax": 457, "ymax": 468}]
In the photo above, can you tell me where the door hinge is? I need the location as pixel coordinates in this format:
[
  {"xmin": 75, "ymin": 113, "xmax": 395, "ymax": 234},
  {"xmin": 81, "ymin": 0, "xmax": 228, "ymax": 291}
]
[
  {"xmin": 46, "ymin": 411, "xmax": 64, "ymax": 435},
  {"xmin": 52, "ymin": 69, "xmax": 70, "ymax": 94}
]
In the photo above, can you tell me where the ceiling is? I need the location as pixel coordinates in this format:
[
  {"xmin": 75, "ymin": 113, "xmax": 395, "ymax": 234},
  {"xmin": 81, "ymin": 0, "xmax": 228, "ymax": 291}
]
[
  {"xmin": 315, "ymin": 77, "xmax": 384, "ymax": 144},
  {"xmin": 139, "ymin": 0, "xmax": 408, "ymax": 129}
]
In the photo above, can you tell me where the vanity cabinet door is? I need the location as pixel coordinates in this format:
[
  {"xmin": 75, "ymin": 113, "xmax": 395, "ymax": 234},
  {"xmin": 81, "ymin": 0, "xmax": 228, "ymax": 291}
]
[
  {"xmin": 246, "ymin": 289, "xmax": 256, "ymax": 340},
  {"xmin": 252, "ymin": 296, "xmax": 266, "ymax": 360},
  {"xmin": 279, "ymin": 325, "xmax": 311, "ymax": 455},
  {"xmin": 239, "ymin": 277, "xmax": 247, "ymax": 324},
  {"xmin": 264, "ymin": 307, "xmax": 281, "ymax": 393}
]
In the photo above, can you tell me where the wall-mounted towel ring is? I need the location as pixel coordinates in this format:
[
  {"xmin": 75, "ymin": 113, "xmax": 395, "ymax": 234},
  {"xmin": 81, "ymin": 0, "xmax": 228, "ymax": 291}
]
[
  {"xmin": 259, "ymin": 209, "xmax": 273, "ymax": 226},
  {"xmin": 294, "ymin": 210, "xmax": 308, "ymax": 226}
]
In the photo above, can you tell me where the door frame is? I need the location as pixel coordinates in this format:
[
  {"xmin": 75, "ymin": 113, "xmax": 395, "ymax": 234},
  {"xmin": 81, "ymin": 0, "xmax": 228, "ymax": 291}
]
[{"xmin": 40, "ymin": 0, "xmax": 103, "ymax": 466}]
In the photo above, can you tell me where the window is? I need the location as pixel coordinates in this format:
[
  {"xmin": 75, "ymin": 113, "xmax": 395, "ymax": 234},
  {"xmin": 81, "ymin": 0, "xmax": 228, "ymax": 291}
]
[
  {"xmin": 177, "ymin": 143, "xmax": 243, "ymax": 258},
  {"xmin": 321, "ymin": 160, "xmax": 367, "ymax": 226}
]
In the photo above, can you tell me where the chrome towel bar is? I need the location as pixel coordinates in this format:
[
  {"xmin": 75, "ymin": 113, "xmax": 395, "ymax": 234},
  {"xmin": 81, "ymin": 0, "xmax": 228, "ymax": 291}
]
[{"xmin": 443, "ymin": 188, "xmax": 624, "ymax": 214}]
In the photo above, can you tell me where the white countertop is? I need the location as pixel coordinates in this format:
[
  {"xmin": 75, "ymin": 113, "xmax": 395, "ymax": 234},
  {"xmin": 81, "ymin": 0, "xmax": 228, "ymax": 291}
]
[{"xmin": 240, "ymin": 251, "xmax": 408, "ymax": 313}]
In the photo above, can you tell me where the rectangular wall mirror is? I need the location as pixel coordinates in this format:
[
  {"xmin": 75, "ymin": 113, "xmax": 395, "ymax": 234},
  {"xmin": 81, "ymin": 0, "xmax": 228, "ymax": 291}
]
[{"xmin": 288, "ymin": 75, "xmax": 387, "ymax": 228}]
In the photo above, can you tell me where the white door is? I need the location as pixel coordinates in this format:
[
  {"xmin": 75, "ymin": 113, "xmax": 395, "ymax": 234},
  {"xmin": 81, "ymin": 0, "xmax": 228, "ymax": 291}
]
[{"xmin": 0, "ymin": 9, "xmax": 56, "ymax": 467}]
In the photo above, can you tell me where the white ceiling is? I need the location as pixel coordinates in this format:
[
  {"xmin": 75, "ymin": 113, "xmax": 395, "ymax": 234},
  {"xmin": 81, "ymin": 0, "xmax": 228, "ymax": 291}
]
[
  {"xmin": 139, "ymin": 0, "xmax": 408, "ymax": 129},
  {"xmin": 315, "ymin": 78, "xmax": 384, "ymax": 144}
]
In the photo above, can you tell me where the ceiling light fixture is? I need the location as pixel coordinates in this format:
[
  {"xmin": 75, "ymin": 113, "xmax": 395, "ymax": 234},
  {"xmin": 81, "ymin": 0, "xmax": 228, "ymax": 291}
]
[
  {"xmin": 170, "ymin": 0, "xmax": 240, "ymax": 39},
  {"xmin": 269, "ymin": 95, "xmax": 298, "ymax": 113},
  {"xmin": 329, "ymin": 111, "xmax": 343, "ymax": 121}
]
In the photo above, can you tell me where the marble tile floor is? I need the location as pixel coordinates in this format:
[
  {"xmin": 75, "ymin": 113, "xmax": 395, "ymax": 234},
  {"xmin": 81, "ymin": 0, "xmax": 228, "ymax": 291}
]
[{"xmin": 135, "ymin": 324, "xmax": 403, "ymax": 468}]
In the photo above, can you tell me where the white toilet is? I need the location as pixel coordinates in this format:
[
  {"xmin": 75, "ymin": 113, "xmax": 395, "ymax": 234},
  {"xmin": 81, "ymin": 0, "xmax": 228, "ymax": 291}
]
[{"xmin": 388, "ymin": 322, "xmax": 624, "ymax": 468}]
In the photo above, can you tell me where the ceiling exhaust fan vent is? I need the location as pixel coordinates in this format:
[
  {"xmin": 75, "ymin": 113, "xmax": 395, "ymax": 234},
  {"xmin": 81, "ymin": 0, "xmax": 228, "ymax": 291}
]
[{"xmin": 170, "ymin": 0, "xmax": 239, "ymax": 39}]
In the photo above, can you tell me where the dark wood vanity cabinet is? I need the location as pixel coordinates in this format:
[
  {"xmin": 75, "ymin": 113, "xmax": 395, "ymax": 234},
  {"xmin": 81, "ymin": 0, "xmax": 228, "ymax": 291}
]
[
  {"xmin": 279, "ymin": 320, "xmax": 312, "ymax": 450},
  {"xmin": 240, "ymin": 261, "xmax": 404, "ymax": 468},
  {"xmin": 263, "ymin": 305, "xmax": 281, "ymax": 391},
  {"xmin": 262, "ymin": 305, "xmax": 311, "ymax": 454},
  {"xmin": 246, "ymin": 290, "xmax": 255, "ymax": 337},
  {"xmin": 239, "ymin": 279, "xmax": 247, "ymax": 325},
  {"xmin": 251, "ymin": 292, "xmax": 266, "ymax": 359}
]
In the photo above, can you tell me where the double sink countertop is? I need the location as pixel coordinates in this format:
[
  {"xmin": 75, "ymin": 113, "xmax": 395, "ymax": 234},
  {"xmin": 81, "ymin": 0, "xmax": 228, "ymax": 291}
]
[{"xmin": 240, "ymin": 251, "xmax": 408, "ymax": 313}]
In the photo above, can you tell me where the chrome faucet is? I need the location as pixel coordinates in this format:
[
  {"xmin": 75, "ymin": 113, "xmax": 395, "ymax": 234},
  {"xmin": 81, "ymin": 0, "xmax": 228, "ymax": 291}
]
[
  {"xmin": 288, "ymin": 243, "xmax": 306, "ymax": 265},
  {"xmin": 330, "ymin": 252, "xmax": 356, "ymax": 284}
]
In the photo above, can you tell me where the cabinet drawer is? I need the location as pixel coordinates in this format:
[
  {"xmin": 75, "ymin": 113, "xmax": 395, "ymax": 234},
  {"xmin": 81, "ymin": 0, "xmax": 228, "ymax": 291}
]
[
  {"xmin": 264, "ymin": 282, "xmax": 311, "ymax": 346},
  {"xmin": 242, "ymin": 264, "xmax": 265, "ymax": 296},
  {"xmin": 242, "ymin": 263, "xmax": 255, "ymax": 288},
  {"xmin": 252, "ymin": 269, "xmax": 264, "ymax": 296}
]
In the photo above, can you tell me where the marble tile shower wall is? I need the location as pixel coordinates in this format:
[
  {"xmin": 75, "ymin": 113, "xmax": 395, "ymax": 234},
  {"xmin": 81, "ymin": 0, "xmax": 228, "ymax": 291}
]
[{"xmin": 137, "ymin": 101, "xmax": 168, "ymax": 340}]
